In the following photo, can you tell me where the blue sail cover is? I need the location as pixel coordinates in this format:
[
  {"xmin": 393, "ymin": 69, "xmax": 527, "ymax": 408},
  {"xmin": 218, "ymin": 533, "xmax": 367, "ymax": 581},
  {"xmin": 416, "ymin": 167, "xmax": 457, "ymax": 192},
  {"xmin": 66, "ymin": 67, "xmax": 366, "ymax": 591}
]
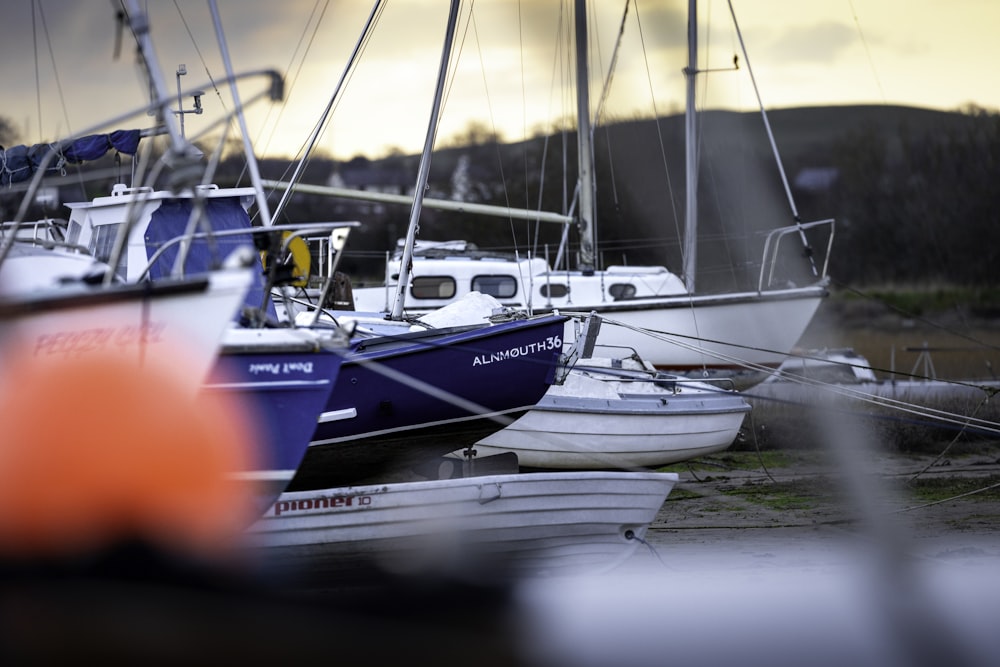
[
  {"xmin": 143, "ymin": 196, "xmax": 276, "ymax": 320},
  {"xmin": 0, "ymin": 129, "xmax": 141, "ymax": 186}
]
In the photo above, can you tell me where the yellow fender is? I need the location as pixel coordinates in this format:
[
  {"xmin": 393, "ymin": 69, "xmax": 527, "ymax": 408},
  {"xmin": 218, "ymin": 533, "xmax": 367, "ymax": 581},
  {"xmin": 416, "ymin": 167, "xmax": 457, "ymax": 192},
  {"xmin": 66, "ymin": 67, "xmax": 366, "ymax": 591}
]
[{"xmin": 261, "ymin": 231, "xmax": 311, "ymax": 287}]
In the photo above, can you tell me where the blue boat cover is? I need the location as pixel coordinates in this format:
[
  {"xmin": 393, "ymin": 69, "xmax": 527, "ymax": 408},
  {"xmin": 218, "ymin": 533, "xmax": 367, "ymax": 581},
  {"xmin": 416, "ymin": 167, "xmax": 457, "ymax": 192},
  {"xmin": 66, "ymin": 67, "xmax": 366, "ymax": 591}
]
[
  {"xmin": 0, "ymin": 129, "xmax": 141, "ymax": 186},
  {"xmin": 144, "ymin": 196, "xmax": 276, "ymax": 320}
]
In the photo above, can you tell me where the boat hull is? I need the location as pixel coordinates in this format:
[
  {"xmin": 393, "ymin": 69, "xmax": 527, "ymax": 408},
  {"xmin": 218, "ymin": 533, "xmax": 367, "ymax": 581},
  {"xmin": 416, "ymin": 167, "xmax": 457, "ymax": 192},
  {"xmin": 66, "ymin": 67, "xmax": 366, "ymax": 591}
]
[
  {"xmin": 551, "ymin": 286, "xmax": 827, "ymax": 371},
  {"xmin": 473, "ymin": 391, "xmax": 750, "ymax": 469},
  {"xmin": 290, "ymin": 314, "xmax": 568, "ymax": 489},
  {"xmin": 352, "ymin": 261, "xmax": 827, "ymax": 372},
  {"xmin": 748, "ymin": 347, "xmax": 1000, "ymax": 408},
  {"xmin": 247, "ymin": 470, "xmax": 679, "ymax": 584},
  {"xmin": 0, "ymin": 269, "xmax": 253, "ymax": 387},
  {"xmin": 205, "ymin": 329, "xmax": 343, "ymax": 514}
]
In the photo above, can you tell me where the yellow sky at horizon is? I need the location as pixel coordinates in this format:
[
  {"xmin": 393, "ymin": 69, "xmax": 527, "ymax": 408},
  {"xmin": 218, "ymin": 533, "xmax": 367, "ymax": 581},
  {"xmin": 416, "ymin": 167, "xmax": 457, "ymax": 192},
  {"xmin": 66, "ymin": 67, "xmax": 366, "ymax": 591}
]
[{"xmin": 3, "ymin": 0, "xmax": 999, "ymax": 161}]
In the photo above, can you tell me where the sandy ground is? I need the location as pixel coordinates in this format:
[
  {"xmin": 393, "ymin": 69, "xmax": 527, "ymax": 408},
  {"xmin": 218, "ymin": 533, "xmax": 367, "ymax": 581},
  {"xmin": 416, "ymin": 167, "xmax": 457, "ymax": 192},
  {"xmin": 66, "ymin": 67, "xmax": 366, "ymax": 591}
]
[
  {"xmin": 627, "ymin": 446, "xmax": 1000, "ymax": 573},
  {"xmin": 500, "ymin": 447, "xmax": 1000, "ymax": 666}
]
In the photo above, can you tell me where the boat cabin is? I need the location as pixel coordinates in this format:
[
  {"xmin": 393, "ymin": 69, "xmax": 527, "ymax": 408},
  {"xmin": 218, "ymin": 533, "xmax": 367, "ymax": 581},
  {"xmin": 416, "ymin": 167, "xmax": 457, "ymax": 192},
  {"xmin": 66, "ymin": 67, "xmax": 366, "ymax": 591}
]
[{"xmin": 351, "ymin": 240, "xmax": 686, "ymax": 313}]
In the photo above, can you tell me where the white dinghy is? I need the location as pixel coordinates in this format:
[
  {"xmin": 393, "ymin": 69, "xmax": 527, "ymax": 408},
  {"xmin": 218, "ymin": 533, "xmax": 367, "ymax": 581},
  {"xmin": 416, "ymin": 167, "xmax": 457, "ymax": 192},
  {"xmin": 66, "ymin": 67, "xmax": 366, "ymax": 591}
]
[
  {"xmin": 246, "ymin": 469, "xmax": 678, "ymax": 584},
  {"xmin": 468, "ymin": 355, "xmax": 751, "ymax": 471}
]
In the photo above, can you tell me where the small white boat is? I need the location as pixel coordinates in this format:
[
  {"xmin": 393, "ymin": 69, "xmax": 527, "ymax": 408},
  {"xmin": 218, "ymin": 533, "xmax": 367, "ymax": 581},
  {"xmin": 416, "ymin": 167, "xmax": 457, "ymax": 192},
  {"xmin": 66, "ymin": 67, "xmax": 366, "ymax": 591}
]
[
  {"xmin": 246, "ymin": 469, "xmax": 678, "ymax": 583},
  {"xmin": 468, "ymin": 356, "xmax": 752, "ymax": 470}
]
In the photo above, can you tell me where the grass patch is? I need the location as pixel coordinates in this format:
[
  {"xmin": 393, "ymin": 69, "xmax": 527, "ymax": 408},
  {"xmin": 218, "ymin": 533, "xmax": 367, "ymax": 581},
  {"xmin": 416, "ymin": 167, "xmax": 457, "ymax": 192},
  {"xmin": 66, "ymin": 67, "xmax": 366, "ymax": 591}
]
[
  {"xmin": 720, "ymin": 478, "xmax": 835, "ymax": 511},
  {"xmin": 837, "ymin": 285, "xmax": 1000, "ymax": 316},
  {"xmin": 657, "ymin": 449, "xmax": 803, "ymax": 474},
  {"xmin": 906, "ymin": 474, "xmax": 1000, "ymax": 503},
  {"xmin": 662, "ymin": 487, "xmax": 703, "ymax": 501}
]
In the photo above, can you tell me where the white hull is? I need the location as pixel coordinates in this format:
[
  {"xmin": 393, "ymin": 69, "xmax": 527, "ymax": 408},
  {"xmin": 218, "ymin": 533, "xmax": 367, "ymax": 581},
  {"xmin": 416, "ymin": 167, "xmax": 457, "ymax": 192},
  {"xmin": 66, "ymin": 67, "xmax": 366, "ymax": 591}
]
[
  {"xmin": 0, "ymin": 268, "xmax": 253, "ymax": 387},
  {"xmin": 471, "ymin": 358, "xmax": 751, "ymax": 469},
  {"xmin": 473, "ymin": 399, "xmax": 748, "ymax": 469},
  {"xmin": 246, "ymin": 470, "xmax": 678, "ymax": 580},
  {"xmin": 552, "ymin": 287, "xmax": 827, "ymax": 370}
]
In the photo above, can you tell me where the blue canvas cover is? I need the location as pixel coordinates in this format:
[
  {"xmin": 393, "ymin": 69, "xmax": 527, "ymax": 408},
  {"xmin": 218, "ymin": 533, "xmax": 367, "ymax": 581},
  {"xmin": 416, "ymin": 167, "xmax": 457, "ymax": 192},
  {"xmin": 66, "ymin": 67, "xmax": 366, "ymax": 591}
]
[
  {"xmin": 143, "ymin": 196, "xmax": 275, "ymax": 320},
  {"xmin": 0, "ymin": 129, "xmax": 141, "ymax": 185}
]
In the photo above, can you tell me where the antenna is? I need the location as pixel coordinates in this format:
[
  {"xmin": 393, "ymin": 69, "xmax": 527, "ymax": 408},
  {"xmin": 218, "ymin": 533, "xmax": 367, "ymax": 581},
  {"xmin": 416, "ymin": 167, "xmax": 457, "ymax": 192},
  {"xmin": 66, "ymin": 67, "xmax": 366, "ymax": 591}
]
[{"xmin": 173, "ymin": 64, "xmax": 204, "ymax": 140}]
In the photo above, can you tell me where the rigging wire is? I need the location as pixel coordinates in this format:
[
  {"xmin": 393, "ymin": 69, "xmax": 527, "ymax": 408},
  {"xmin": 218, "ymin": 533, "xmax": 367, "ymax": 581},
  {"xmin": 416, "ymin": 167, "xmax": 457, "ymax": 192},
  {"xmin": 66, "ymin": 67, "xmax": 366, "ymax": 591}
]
[
  {"xmin": 592, "ymin": 0, "xmax": 630, "ymax": 256},
  {"xmin": 29, "ymin": 0, "xmax": 93, "ymax": 197},
  {"xmin": 833, "ymin": 280, "xmax": 1000, "ymax": 356},
  {"xmin": 32, "ymin": 0, "xmax": 42, "ymax": 143},
  {"xmin": 725, "ymin": 0, "xmax": 817, "ymax": 277},
  {"xmin": 846, "ymin": 0, "xmax": 888, "ymax": 105},
  {"xmin": 460, "ymin": 2, "xmax": 536, "ymax": 301},
  {"xmin": 35, "ymin": 2, "xmax": 71, "ymax": 141},
  {"xmin": 247, "ymin": 0, "xmax": 330, "ymax": 167},
  {"xmin": 633, "ymin": 0, "xmax": 680, "ymax": 254},
  {"xmin": 907, "ymin": 396, "xmax": 992, "ymax": 484},
  {"xmin": 697, "ymin": 0, "xmax": 744, "ymax": 291},
  {"xmin": 170, "ymin": 0, "xmax": 331, "ymax": 197},
  {"xmin": 270, "ymin": 0, "xmax": 384, "ymax": 225},
  {"xmin": 576, "ymin": 313, "xmax": 1000, "ymax": 436},
  {"xmin": 529, "ymin": 1, "xmax": 570, "ymax": 264}
]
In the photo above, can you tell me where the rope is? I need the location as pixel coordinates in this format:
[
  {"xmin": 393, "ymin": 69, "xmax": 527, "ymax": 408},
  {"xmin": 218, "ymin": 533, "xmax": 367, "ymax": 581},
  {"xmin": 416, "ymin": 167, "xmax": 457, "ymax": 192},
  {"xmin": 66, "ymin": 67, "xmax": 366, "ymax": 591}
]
[
  {"xmin": 568, "ymin": 313, "xmax": 1000, "ymax": 437},
  {"xmin": 907, "ymin": 396, "xmax": 992, "ymax": 484},
  {"xmin": 626, "ymin": 529, "xmax": 670, "ymax": 569},
  {"xmin": 893, "ymin": 480, "xmax": 1000, "ymax": 515}
]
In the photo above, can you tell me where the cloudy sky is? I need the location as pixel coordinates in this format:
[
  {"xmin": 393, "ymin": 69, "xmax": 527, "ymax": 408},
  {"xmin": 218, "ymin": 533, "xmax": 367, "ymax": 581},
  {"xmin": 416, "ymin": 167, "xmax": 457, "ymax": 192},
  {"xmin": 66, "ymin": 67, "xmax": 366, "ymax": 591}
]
[{"xmin": 3, "ymin": 0, "xmax": 998, "ymax": 160}]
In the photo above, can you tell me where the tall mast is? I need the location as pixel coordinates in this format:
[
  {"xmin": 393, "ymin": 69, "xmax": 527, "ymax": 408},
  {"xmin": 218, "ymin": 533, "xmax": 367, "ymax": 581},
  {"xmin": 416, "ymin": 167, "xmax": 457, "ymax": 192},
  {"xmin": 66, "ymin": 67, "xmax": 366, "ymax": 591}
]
[
  {"xmin": 125, "ymin": 0, "xmax": 188, "ymax": 158},
  {"xmin": 574, "ymin": 0, "xmax": 595, "ymax": 273},
  {"xmin": 682, "ymin": 0, "xmax": 698, "ymax": 292},
  {"xmin": 389, "ymin": 0, "xmax": 461, "ymax": 320}
]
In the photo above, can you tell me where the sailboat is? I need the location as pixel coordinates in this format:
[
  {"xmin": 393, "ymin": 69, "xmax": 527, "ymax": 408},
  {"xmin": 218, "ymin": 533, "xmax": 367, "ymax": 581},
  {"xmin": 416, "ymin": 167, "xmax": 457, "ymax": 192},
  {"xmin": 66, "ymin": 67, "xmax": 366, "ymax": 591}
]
[
  {"xmin": 0, "ymin": 0, "xmax": 358, "ymax": 516},
  {"xmin": 317, "ymin": 0, "xmax": 835, "ymax": 375}
]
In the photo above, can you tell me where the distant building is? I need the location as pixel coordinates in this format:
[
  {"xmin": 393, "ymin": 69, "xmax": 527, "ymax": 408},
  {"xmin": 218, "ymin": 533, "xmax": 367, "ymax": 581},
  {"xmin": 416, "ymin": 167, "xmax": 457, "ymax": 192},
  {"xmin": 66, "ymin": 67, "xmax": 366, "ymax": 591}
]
[
  {"xmin": 327, "ymin": 157, "xmax": 414, "ymax": 216},
  {"xmin": 793, "ymin": 167, "xmax": 839, "ymax": 193}
]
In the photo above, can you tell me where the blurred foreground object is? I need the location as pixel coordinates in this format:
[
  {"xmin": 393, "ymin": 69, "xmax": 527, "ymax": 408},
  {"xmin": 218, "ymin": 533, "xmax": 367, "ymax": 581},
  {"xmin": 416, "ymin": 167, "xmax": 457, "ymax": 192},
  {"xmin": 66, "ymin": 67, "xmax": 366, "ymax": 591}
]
[{"xmin": 0, "ymin": 347, "xmax": 257, "ymax": 561}]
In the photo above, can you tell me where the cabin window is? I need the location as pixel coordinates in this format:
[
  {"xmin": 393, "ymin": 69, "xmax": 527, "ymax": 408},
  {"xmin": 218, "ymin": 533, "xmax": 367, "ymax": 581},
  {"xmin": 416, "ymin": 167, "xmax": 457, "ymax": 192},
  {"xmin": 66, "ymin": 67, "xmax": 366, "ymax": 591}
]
[
  {"xmin": 472, "ymin": 274, "xmax": 517, "ymax": 299},
  {"xmin": 91, "ymin": 223, "xmax": 122, "ymax": 264},
  {"xmin": 609, "ymin": 283, "xmax": 636, "ymax": 300},
  {"xmin": 411, "ymin": 276, "xmax": 456, "ymax": 299},
  {"xmin": 66, "ymin": 220, "xmax": 82, "ymax": 245},
  {"xmin": 539, "ymin": 284, "xmax": 568, "ymax": 299}
]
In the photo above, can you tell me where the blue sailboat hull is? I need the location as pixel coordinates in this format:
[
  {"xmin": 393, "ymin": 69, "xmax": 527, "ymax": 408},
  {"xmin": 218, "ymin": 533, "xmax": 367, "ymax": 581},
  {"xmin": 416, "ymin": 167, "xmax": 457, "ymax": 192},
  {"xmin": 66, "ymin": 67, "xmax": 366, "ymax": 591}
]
[
  {"xmin": 205, "ymin": 345, "xmax": 343, "ymax": 513},
  {"xmin": 290, "ymin": 315, "xmax": 567, "ymax": 489}
]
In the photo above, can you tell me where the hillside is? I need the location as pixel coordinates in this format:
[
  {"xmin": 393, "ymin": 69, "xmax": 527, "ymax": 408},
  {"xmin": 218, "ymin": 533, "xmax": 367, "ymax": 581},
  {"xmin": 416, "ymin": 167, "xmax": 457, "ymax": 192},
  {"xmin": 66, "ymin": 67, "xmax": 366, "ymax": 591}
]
[{"xmin": 280, "ymin": 103, "xmax": 995, "ymax": 288}]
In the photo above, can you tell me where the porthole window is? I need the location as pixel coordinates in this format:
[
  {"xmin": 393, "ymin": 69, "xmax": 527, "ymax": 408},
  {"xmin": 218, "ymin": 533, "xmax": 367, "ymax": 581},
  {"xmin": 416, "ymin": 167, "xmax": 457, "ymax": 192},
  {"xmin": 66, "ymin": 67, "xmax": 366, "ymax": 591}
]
[
  {"xmin": 609, "ymin": 283, "xmax": 636, "ymax": 300},
  {"xmin": 411, "ymin": 276, "xmax": 456, "ymax": 299},
  {"xmin": 539, "ymin": 284, "xmax": 569, "ymax": 299},
  {"xmin": 472, "ymin": 275, "xmax": 518, "ymax": 298}
]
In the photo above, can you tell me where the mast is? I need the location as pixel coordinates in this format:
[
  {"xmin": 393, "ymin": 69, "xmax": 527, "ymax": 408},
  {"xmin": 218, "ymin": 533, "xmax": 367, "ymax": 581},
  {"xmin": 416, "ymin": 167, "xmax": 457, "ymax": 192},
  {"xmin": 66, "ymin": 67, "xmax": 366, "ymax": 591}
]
[
  {"xmin": 208, "ymin": 0, "xmax": 273, "ymax": 227},
  {"xmin": 574, "ymin": 0, "xmax": 595, "ymax": 273},
  {"xmin": 124, "ymin": 0, "xmax": 189, "ymax": 159},
  {"xmin": 682, "ymin": 0, "xmax": 698, "ymax": 292},
  {"xmin": 389, "ymin": 0, "xmax": 461, "ymax": 320}
]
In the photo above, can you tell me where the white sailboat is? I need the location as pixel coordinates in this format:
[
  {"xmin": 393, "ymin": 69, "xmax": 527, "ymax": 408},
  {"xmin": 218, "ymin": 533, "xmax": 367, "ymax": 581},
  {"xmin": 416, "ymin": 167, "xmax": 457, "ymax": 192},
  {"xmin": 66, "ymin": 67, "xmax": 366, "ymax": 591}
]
[{"xmin": 289, "ymin": 0, "xmax": 835, "ymax": 374}]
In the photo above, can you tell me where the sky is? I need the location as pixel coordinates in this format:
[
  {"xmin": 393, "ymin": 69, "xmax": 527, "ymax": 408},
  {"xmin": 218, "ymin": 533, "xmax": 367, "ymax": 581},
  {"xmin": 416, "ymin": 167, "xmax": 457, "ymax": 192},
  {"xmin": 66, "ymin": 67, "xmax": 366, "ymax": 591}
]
[{"xmin": 2, "ymin": 0, "xmax": 999, "ymax": 161}]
